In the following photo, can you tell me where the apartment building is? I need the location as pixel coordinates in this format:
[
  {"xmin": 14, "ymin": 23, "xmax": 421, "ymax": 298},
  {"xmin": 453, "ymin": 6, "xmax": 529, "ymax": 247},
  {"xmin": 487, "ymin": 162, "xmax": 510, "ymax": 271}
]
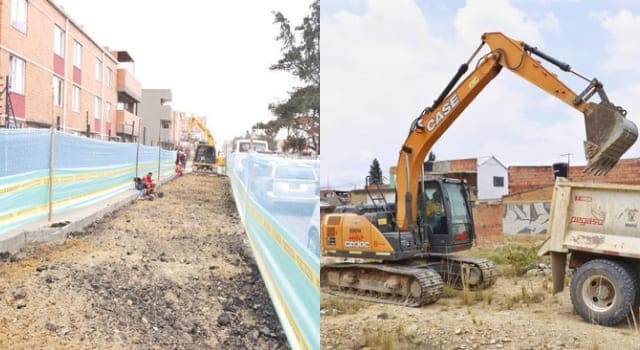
[
  {"xmin": 139, "ymin": 88, "xmax": 173, "ymax": 147},
  {"xmin": 0, "ymin": 0, "xmax": 140, "ymax": 141},
  {"xmin": 172, "ymin": 110, "xmax": 185, "ymax": 145},
  {"xmin": 111, "ymin": 50, "xmax": 141, "ymax": 142}
]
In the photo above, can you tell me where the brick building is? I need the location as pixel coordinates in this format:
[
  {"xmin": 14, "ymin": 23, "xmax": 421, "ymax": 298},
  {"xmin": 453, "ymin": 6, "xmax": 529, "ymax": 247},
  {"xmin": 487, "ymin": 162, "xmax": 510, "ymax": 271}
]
[
  {"xmin": 472, "ymin": 158, "xmax": 640, "ymax": 240},
  {"xmin": 508, "ymin": 158, "xmax": 640, "ymax": 195},
  {"xmin": 0, "ymin": 0, "xmax": 141, "ymax": 140}
]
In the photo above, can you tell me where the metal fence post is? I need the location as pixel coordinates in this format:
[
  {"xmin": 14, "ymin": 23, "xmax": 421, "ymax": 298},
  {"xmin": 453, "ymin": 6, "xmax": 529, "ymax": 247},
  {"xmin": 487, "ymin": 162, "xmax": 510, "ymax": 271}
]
[
  {"xmin": 48, "ymin": 127, "xmax": 55, "ymax": 221},
  {"xmin": 157, "ymin": 134, "xmax": 161, "ymax": 183}
]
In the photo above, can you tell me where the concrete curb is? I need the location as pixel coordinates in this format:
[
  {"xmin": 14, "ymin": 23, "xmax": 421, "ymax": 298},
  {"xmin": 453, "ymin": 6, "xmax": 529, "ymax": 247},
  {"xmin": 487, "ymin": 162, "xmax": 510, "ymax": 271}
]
[
  {"xmin": 0, "ymin": 174, "xmax": 177, "ymax": 254},
  {"xmin": 0, "ymin": 193, "xmax": 137, "ymax": 254}
]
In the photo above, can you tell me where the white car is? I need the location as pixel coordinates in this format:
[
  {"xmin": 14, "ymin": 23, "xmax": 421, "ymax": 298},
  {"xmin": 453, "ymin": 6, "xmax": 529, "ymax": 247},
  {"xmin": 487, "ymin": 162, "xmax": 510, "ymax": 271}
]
[
  {"xmin": 306, "ymin": 202, "xmax": 320, "ymax": 257},
  {"xmin": 254, "ymin": 163, "xmax": 319, "ymax": 209}
]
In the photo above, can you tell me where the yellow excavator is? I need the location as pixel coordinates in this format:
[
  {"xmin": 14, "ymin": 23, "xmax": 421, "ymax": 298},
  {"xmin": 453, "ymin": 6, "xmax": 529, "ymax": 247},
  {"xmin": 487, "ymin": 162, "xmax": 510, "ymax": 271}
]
[
  {"xmin": 186, "ymin": 115, "xmax": 225, "ymax": 173},
  {"xmin": 321, "ymin": 32, "xmax": 638, "ymax": 306}
]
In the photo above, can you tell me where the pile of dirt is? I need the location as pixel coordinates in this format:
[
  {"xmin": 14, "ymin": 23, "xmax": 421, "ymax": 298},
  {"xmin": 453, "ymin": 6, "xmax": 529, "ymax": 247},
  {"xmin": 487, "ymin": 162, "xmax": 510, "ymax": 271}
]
[{"xmin": 0, "ymin": 175, "xmax": 288, "ymax": 349}]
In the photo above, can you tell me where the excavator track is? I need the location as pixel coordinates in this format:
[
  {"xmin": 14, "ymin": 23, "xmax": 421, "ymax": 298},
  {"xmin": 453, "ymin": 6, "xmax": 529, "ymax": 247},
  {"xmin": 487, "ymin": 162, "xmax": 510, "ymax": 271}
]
[
  {"xmin": 423, "ymin": 255, "xmax": 498, "ymax": 290},
  {"xmin": 321, "ymin": 264, "xmax": 444, "ymax": 307}
]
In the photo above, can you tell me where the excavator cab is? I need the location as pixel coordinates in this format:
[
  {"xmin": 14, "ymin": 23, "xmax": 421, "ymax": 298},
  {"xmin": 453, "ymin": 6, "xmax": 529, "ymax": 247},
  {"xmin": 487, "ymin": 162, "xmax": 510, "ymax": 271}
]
[
  {"xmin": 417, "ymin": 179, "xmax": 474, "ymax": 254},
  {"xmin": 192, "ymin": 144, "xmax": 216, "ymax": 173}
]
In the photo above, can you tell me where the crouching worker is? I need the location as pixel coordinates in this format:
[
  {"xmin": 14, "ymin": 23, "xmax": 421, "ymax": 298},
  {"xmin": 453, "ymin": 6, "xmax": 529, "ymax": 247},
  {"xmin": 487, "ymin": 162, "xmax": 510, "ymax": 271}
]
[
  {"xmin": 175, "ymin": 162, "xmax": 184, "ymax": 176},
  {"xmin": 134, "ymin": 177, "xmax": 149, "ymax": 200},
  {"xmin": 143, "ymin": 172, "xmax": 156, "ymax": 195}
]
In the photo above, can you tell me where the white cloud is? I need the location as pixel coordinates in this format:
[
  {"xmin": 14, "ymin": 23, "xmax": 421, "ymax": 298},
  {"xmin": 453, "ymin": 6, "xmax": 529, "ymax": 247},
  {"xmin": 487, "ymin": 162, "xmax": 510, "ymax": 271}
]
[
  {"xmin": 453, "ymin": 0, "xmax": 544, "ymax": 46},
  {"xmin": 321, "ymin": 0, "xmax": 589, "ymax": 188},
  {"xmin": 531, "ymin": 11, "xmax": 560, "ymax": 32},
  {"xmin": 597, "ymin": 10, "xmax": 640, "ymax": 74},
  {"xmin": 54, "ymin": 0, "xmax": 311, "ymax": 144}
]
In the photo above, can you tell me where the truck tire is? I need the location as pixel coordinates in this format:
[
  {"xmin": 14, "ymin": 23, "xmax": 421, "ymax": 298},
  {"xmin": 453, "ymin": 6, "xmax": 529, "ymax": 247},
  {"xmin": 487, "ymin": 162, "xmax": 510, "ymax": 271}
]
[
  {"xmin": 570, "ymin": 259, "xmax": 639, "ymax": 326},
  {"xmin": 620, "ymin": 262, "xmax": 640, "ymax": 306}
]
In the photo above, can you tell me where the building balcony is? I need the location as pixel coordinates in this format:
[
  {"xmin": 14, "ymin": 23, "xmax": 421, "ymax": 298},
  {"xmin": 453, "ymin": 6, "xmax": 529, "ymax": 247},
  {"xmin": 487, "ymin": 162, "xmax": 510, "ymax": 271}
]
[
  {"xmin": 116, "ymin": 68, "xmax": 142, "ymax": 103},
  {"xmin": 115, "ymin": 109, "xmax": 140, "ymax": 136}
]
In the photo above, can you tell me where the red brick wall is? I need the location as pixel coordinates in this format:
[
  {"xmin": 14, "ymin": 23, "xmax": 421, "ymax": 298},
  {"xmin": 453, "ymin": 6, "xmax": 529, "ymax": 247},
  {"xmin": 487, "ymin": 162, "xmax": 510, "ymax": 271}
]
[
  {"xmin": 472, "ymin": 202, "xmax": 503, "ymax": 243},
  {"xmin": 508, "ymin": 166, "xmax": 553, "ymax": 193},
  {"xmin": 508, "ymin": 158, "xmax": 640, "ymax": 194},
  {"xmin": 503, "ymin": 186, "xmax": 554, "ymax": 202},
  {"xmin": 450, "ymin": 158, "xmax": 477, "ymax": 172}
]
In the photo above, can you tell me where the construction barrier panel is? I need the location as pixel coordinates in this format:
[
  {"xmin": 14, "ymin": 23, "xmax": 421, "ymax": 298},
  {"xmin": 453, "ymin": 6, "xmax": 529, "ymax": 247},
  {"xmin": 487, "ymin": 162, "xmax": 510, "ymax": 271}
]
[
  {"xmin": 0, "ymin": 128, "xmax": 176, "ymax": 235},
  {"xmin": 227, "ymin": 152, "xmax": 319, "ymax": 350}
]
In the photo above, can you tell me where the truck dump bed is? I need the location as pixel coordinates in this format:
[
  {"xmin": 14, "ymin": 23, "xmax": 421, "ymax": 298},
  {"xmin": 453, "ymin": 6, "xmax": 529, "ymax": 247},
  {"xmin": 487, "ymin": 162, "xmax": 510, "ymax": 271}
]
[
  {"xmin": 539, "ymin": 177, "xmax": 640, "ymax": 294},
  {"xmin": 539, "ymin": 178, "xmax": 640, "ymax": 259}
]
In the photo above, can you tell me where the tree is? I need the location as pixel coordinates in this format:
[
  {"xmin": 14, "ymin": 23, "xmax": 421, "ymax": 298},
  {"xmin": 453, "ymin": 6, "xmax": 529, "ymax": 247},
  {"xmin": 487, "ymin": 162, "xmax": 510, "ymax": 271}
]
[
  {"xmin": 271, "ymin": 1, "xmax": 319, "ymax": 85},
  {"xmin": 255, "ymin": 0, "xmax": 319, "ymax": 154},
  {"xmin": 369, "ymin": 159, "xmax": 383, "ymax": 185}
]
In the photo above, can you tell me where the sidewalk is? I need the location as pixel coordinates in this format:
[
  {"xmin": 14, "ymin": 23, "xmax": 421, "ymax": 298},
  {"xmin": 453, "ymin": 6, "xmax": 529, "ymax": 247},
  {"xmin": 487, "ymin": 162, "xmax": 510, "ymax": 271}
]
[{"xmin": 0, "ymin": 174, "xmax": 177, "ymax": 254}]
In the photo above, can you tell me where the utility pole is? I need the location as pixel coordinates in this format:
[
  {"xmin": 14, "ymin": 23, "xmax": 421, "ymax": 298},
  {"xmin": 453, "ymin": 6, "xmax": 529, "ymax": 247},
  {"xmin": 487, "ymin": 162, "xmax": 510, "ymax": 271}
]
[{"xmin": 157, "ymin": 131, "xmax": 161, "ymax": 184}]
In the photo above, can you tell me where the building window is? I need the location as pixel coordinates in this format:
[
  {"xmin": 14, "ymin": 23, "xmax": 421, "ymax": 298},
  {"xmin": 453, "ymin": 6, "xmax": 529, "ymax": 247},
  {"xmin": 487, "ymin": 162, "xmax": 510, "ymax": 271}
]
[
  {"xmin": 106, "ymin": 67, "xmax": 112, "ymax": 88},
  {"xmin": 9, "ymin": 56, "xmax": 25, "ymax": 94},
  {"xmin": 493, "ymin": 176, "xmax": 505, "ymax": 187},
  {"xmin": 105, "ymin": 102, "xmax": 112, "ymax": 123},
  {"xmin": 73, "ymin": 40, "xmax": 82, "ymax": 67},
  {"xmin": 95, "ymin": 60, "xmax": 102, "ymax": 81},
  {"xmin": 11, "ymin": 0, "xmax": 27, "ymax": 33},
  {"xmin": 161, "ymin": 120, "xmax": 171, "ymax": 129},
  {"xmin": 72, "ymin": 85, "xmax": 80, "ymax": 112},
  {"xmin": 94, "ymin": 96, "xmax": 102, "ymax": 119},
  {"xmin": 54, "ymin": 25, "xmax": 64, "ymax": 57},
  {"xmin": 53, "ymin": 76, "xmax": 63, "ymax": 106}
]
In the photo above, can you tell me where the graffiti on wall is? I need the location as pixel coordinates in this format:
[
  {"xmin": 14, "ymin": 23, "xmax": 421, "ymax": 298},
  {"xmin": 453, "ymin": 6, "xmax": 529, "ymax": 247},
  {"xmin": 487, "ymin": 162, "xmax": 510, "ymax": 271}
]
[{"xmin": 502, "ymin": 202, "xmax": 551, "ymax": 234}]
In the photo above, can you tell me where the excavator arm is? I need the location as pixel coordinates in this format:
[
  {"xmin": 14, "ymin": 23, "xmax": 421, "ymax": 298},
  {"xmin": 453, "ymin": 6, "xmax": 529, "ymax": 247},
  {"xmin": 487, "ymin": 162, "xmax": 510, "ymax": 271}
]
[
  {"xmin": 186, "ymin": 115, "xmax": 215, "ymax": 145},
  {"xmin": 395, "ymin": 32, "xmax": 638, "ymax": 232}
]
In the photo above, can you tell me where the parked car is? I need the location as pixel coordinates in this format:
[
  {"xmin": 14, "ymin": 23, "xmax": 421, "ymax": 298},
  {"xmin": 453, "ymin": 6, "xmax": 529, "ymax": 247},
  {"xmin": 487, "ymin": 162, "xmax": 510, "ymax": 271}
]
[
  {"xmin": 307, "ymin": 202, "xmax": 320, "ymax": 257},
  {"xmin": 253, "ymin": 162, "xmax": 319, "ymax": 210}
]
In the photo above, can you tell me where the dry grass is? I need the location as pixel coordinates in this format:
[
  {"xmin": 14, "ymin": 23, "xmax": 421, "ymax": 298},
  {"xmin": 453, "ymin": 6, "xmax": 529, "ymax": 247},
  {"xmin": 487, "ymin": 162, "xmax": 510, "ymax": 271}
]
[
  {"xmin": 363, "ymin": 324, "xmax": 440, "ymax": 350},
  {"xmin": 321, "ymin": 296, "xmax": 370, "ymax": 316},
  {"xmin": 500, "ymin": 283, "xmax": 547, "ymax": 310},
  {"xmin": 462, "ymin": 241, "xmax": 548, "ymax": 277},
  {"xmin": 364, "ymin": 327, "xmax": 395, "ymax": 350}
]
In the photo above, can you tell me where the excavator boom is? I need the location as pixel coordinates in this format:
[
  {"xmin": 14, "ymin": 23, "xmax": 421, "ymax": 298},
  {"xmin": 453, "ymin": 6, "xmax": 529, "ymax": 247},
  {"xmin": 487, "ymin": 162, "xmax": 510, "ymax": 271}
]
[
  {"xmin": 186, "ymin": 115, "xmax": 215, "ymax": 145},
  {"xmin": 395, "ymin": 32, "xmax": 638, "ymax": 231}
]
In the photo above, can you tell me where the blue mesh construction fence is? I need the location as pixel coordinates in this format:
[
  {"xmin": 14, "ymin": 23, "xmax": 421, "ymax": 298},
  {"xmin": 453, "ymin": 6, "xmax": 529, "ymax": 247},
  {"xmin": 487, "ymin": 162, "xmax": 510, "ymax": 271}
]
[
  {"xmin": 0, "ymin": 128, "xmax": 176, "ymax": 235},
  {"xmin": 227, "ymin": 152, "xmax": 319, "ymax": 350}
]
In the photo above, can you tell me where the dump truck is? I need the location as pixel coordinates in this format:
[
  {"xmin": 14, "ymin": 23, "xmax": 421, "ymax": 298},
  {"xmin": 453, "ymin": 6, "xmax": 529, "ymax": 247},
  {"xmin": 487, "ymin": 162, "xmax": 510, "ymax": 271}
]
[{"xmin": 539, "ymin": 178, "xmax": 640, "ymax": 326}]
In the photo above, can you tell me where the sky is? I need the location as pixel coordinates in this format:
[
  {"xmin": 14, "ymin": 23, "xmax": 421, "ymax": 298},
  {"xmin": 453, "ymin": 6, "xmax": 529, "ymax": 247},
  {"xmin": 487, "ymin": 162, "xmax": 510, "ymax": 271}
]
[
  {"xmin": 54, "ymin": 0, "xmax": 312, "ymax": 148},
  {"xmin": 321, "ymin": 0, "xmax": 640, "ymax": 190}
]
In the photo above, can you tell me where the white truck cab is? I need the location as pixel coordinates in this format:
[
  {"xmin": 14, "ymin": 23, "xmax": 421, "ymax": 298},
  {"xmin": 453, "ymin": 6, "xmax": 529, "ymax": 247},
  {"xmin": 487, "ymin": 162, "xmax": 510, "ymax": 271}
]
[{"xmin": 235, "ymin": 139, "xmax": 269, "ymax": 153}]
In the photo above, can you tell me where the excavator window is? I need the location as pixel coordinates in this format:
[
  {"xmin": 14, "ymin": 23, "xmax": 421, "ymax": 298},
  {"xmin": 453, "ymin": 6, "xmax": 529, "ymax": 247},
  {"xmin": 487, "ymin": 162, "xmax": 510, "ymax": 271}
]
[
  {"xmin": 443, "ymin": 183, "xmax": 471, "ymax": 224},
  {"xmin": 422, "ymin": 182, "xmax": 445, "ymax": 235}
]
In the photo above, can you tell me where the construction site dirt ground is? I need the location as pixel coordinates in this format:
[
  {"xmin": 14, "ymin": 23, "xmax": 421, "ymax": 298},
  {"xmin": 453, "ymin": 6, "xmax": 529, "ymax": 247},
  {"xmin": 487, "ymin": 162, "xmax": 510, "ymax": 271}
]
[
  {"xmin": 320, "ymin": 238, "xmax": 640, "ymax": 350},
  {"xmin": 0, "ymin": 174, "xmax": 288, "ymax": 350}
]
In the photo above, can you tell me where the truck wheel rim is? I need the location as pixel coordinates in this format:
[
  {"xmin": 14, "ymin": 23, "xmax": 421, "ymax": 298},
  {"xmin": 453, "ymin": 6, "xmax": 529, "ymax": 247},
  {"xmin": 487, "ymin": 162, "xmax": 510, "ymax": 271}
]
[{"xmin": 582, "ymin": 275, "xmax": 616, "ymax": 313}]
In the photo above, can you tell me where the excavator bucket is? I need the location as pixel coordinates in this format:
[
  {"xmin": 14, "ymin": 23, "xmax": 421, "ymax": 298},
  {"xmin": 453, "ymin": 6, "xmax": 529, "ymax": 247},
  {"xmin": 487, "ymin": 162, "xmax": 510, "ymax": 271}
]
[{"xmin": 583, "ymin": 102, "xmax": 638, "ymax": 175}]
